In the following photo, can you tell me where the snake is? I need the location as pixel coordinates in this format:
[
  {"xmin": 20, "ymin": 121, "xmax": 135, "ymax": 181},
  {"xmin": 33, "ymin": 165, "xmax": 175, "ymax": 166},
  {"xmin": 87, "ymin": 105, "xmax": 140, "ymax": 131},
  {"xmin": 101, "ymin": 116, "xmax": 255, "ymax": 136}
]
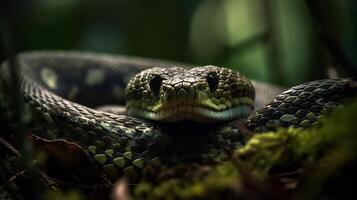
[{"xmin": 0, "ymin": 51, "xmax": 355, "ymax": 181}]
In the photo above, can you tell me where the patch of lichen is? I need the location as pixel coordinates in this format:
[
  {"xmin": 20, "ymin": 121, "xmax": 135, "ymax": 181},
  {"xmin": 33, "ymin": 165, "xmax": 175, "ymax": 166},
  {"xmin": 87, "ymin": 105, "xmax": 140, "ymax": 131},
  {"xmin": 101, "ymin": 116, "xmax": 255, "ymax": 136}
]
[{"xmin": 134, "ymin": 100, "xmax": 357, "ymax": 199}]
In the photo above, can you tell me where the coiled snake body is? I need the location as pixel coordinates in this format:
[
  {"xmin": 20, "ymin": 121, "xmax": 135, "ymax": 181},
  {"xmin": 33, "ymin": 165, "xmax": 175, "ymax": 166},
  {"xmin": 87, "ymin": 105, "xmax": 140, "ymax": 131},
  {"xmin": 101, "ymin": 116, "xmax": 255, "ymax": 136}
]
[{"xmin": 0, "ymin": 51, "xmax": 355, "ymax": 180}]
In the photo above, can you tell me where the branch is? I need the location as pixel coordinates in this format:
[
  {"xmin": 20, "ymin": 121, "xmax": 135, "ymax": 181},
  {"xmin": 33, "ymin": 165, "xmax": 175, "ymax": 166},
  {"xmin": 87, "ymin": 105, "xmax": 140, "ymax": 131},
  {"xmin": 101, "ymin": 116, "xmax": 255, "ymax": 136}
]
[
  {"xmin": 263, "ymin": 0, "xmax": 284, "ymax": 85},
  {"xmin": 305, "ymin": 0, "xmax": 357, "ymax": 78}
]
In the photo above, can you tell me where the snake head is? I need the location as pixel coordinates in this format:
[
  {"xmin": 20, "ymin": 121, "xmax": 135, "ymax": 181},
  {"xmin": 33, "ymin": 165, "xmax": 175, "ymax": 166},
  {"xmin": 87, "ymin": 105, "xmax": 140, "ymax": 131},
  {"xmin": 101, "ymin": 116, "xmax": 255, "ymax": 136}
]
[{"xmin": 125, "ymin": 66, "xmax": 255, "ymax": 123}]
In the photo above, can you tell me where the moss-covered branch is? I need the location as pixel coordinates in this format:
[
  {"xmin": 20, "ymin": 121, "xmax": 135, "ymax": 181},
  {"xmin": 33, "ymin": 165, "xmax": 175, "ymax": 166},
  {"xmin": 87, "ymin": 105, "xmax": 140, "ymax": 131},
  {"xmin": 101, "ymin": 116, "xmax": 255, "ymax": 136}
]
[{"xmin": 135, "ymin": 100, "xmax": 357, "ymax": 199}]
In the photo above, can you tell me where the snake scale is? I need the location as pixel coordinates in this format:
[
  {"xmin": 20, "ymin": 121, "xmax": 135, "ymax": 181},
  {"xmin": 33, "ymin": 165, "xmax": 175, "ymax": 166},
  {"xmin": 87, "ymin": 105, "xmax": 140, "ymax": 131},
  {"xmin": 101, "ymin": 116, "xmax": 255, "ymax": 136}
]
[{"xmin": 0, "ymin": 51, "xmax": 355, "ymax": 181}]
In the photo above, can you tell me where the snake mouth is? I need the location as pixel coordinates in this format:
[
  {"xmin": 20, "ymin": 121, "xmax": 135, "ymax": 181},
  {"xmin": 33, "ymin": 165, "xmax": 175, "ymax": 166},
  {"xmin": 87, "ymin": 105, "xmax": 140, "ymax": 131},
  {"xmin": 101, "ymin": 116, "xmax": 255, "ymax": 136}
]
[{"xmin": 126, "ymin": 103, "xmax": 253, "ymax": 123}]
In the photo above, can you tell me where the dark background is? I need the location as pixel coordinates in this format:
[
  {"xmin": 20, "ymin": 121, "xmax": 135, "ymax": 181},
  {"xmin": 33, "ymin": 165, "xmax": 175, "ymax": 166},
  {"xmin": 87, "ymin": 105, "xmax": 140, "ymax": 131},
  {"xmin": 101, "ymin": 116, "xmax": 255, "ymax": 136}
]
[{"xmin": 1, "ymin": 0, "xmax": 356, "ymax": 86}]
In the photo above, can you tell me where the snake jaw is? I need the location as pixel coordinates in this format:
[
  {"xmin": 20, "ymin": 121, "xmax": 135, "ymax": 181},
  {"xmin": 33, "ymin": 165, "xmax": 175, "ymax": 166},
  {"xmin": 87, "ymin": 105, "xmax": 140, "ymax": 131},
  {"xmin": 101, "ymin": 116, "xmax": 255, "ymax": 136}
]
[{"xmin": 126, "ymin": 102, "xmax": 253, "ymax": 123}]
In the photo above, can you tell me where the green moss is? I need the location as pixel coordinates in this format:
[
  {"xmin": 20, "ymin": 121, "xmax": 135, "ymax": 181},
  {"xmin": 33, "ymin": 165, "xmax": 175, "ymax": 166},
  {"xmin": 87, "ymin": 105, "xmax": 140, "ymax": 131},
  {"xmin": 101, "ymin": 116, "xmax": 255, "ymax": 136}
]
[
  {"xmin": 134, "ymin": 100, "xmax": 357, "ymax": 199},
  {"xmin": 43, "ymin": 190, "xmax": 83, "ymax": 200},
  {"xmin": 135, "ymin": 163, "xmax": 239, "ymax": 199},
  {"xmin": 236, "ymin": 100, "xmax": 357, "ymax": 176}
]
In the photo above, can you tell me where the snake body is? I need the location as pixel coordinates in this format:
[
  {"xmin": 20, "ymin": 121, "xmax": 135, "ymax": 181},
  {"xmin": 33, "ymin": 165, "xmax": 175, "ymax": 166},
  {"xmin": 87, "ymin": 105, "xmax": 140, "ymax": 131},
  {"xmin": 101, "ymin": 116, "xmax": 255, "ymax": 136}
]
[{"xmin": 0, "ymin": 51, "xmax": 355, "ymax": 180}]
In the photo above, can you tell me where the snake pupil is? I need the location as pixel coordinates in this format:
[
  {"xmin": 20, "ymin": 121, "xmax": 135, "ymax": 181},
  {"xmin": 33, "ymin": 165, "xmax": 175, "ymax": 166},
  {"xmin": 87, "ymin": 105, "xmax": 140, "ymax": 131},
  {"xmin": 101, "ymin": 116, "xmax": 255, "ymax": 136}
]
[
  {"xmin": 207, "ymin": 72, "xmax": 219, "ymax": 91},
  {"xmin": 149, "ymin": 75, "xmax": 163, "ymax": 95}
]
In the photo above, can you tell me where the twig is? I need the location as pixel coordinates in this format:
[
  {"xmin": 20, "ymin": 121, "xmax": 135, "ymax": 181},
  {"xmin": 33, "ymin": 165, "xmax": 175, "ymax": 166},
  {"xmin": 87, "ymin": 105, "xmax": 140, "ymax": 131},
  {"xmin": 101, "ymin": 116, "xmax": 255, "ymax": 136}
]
[
  {"xmin": 1, "ymin": 0, "xmax": 41, "ymax": 199},
  {"xmin": 0, "ymin": 137, "xmax": 21, "ymax": 157}
]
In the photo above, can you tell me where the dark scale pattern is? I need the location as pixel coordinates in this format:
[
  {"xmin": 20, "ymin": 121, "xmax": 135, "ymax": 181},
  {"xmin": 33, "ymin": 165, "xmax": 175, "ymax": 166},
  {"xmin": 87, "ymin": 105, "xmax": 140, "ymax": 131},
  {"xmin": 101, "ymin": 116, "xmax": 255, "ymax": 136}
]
[
  {"xmin": 245, "ymin": 79, "xmax": 357, "ymax": 132},
  {"xmin": 0, "ymin": 52, "xmax": 181, "ymax": 178},
  {"xmin": 1, "ymin": 51, "xmax": 356, "ymax": 180},
  {"xmin": 0, "ymin": 52, "xmax": 254, "ymax": 179},
  {"xmin": 126, "ymin": 66, "xmax": 254, "ymax": 106}
]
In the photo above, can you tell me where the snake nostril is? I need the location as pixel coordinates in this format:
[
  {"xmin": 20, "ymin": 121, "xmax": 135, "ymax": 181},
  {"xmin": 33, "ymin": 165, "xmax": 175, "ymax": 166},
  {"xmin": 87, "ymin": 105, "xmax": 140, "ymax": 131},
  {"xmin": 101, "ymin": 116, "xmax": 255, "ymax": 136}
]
[
  {"xmin": 149, "ymin": 75, "xmax": 163, "ymax": 95},
  {"xmin": 206, "ymin": 72, "xmax": 219, "ymax": 91}
]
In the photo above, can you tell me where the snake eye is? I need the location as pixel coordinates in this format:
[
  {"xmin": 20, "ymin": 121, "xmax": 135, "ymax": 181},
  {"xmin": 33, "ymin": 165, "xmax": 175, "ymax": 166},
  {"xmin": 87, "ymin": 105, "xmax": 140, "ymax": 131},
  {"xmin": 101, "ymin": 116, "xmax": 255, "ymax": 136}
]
[
  {"xmin": 207, "ymin": 72, "xmax": 219, "ymax": 91},
  {"xmin": 149, "ymin": 75, "xmax": 163, "ymax": 95}
]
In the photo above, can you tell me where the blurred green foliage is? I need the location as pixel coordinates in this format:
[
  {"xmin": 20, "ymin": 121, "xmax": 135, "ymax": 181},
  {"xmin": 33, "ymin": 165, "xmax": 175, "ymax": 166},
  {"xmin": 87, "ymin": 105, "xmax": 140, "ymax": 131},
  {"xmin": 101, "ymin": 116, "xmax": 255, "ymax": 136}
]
[{"xmin": 1, "ymin": 0, "xmax": 356, "ymax": 86}]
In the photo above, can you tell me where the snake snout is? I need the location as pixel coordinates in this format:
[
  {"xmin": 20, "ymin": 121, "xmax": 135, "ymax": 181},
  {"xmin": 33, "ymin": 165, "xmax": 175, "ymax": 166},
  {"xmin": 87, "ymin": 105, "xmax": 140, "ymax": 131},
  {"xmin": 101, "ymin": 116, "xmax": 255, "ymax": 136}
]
[{"xmin": 161, "ymin": 78, "xmax": 203, "ymax": 105}]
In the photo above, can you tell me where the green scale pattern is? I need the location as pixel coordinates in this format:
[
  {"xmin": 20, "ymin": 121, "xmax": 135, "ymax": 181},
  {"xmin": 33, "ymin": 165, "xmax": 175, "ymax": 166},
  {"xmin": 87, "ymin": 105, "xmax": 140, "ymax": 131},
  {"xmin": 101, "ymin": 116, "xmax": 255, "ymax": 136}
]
[{"xmin": 0, "ymin": 51, "xmax": 356, "ymax": 180}]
